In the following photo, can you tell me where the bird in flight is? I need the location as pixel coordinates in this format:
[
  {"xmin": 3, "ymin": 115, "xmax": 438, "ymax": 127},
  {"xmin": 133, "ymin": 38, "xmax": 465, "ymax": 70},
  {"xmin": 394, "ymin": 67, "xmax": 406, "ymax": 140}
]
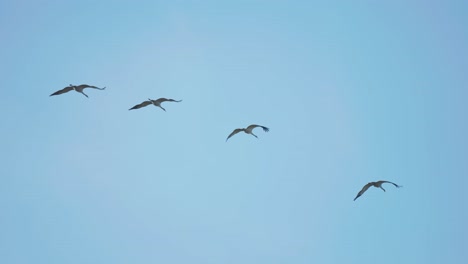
[
  {"xmin": 226, "ymin": 124, "xmax": 269, "ymax": 141},
  {"xmin": 129, "ymin": 98, "xmax": 182, "ymax": 111},
  {"xmin": 50, "ymin": 84, "xmax": 106, "ymax": 98},
  {"xmin": 354, "ymin": 180, "xmax": 402, "ymax": 201}
]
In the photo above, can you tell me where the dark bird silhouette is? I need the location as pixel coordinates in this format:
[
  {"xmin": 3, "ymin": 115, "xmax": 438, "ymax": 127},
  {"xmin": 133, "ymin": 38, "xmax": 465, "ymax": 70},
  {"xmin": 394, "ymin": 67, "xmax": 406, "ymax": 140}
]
[
  {"xmin": 354, "ymin": 180, "xmax": 402, "ymax": 201},
  {"xmin": 50, "ymin": 84, "xmax": 106, "ymax": 98},
  {"xmin": 226, "ymin": 124, "xmax": 269, "ymax": 141},
  {"xmin": 129, "ymin": 98, "xmax": 182, "ymax": 111}
]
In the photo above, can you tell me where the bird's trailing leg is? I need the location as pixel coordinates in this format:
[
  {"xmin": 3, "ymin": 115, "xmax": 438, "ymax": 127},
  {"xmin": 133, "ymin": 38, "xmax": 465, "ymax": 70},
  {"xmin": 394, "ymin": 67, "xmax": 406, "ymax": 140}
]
[
  {"xmin": 380, "ymin": 186, "xmax": 386, "ymax": 192},
  {"xmin": 159, "ymin": 106, "xmax": 166, "ymax": 112},
  {"xmin": 251, "ymin": 133, "xmax": 258, "ymax": 138},
  {"xmin": 80, "ymin": 91, "xmax": 89, "ymax": 98}
]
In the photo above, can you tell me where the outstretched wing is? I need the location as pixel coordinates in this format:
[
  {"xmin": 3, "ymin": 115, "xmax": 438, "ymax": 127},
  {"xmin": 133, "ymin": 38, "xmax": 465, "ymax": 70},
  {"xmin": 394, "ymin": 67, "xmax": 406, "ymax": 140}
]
[
  {"xmin": 247, "ymin": 124, "xmax": 269, "ymax": 133},
  {"xmin": 354, "ymin": 182, "xmax": 373, "ymax": 201},
  {"xmin": 226, "ymin": 128, "xmax": 244, "ymax": 141},
  {"xmin": 77, "ymin": 84, "xmax": 106, "ymax": 90},
  {"xmin": 155, "ymin": 98, "xmax": 182, "ymax": 104},
  {"xmin": 379, "ymin": 181, "xmax": 402, "ymax": 188},
  {"xmin": 50, "ymin": 86, "xmax": 74, "ymax": 96},
  {"xmin": 129, "ymin": 100, "xmax": 152, "ymax": 110}
]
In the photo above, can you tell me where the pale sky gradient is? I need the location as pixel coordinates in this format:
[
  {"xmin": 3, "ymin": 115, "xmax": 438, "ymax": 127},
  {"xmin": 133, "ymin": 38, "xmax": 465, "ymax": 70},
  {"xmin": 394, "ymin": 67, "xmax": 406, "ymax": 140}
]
[{"xmin": 1, "ymin": 1, "xmax": 467, "ymax": 263}]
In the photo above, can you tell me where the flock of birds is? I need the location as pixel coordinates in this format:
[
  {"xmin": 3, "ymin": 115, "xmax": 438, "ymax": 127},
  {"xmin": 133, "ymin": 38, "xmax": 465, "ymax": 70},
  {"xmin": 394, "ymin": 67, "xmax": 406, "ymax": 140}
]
[{"xmin": 50, "ymin": 84, "xmax": 402, "ymax": 201}]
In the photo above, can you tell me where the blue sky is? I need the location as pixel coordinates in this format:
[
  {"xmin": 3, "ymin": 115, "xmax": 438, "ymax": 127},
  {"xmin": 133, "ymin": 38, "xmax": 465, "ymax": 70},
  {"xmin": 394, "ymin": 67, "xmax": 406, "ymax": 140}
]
[{"xmin": 1, "ymin": 1, "xmax": 467, "ymax": 263}]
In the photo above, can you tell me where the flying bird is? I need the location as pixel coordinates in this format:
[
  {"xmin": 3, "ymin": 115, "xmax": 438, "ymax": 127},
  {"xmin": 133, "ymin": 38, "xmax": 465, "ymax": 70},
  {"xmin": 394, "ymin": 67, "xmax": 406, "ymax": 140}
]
[
  {"xmin": 50, "ymin": 84, "xmax": 106, "ymax": 98},
  {"xmin": 354, "ymin": 180, "xmax": 402, "ymax": 201},
  {"xmin": 129, "ymin": 98, "xmax": 182, "ymax": 111},
  {"xmin": 226, "ymin": 124, "xmax": 269, "ymax": 141}
]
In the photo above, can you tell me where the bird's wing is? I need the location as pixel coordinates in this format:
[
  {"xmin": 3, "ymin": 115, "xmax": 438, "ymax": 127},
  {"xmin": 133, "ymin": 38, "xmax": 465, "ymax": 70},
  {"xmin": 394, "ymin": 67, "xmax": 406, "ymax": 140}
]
[
  {"xmin": 354, "ymin": 182, "xmax": 374, "ymax": 201},
  {"xmin": 379, "ymin": 181, "xmax": 402, "ymax": 188},
  {"xmin": 226, "ymin": 128, "xmax": 244, "ymax": 141},
  {"xmin": 155, "ymin": 98, "xmax": 182, "ymax": 104},
  {"xmin": 78, "ymin": 84, "xmax": 106, "ymax": 90},
  {"xmin": 247, "ymin": 124, "xmax": 269, "ymax": 132},
  {"xmin": 129, "ymin": 100, "xmax": 152, "ymax": 110},
  {"xmin": 50, "ymin": 86, "xmax": 74, "ymax": 96}
]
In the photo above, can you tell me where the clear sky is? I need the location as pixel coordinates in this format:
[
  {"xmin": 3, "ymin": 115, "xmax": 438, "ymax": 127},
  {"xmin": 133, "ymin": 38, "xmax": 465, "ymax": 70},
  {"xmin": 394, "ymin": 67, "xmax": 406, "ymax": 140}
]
[{"xmin": 1, "ymin": 1, "xmax": 467, "ymax": 263}]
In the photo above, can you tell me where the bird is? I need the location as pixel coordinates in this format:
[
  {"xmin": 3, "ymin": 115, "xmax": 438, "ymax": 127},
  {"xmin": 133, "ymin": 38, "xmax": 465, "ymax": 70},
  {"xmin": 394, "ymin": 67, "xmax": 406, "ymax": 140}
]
[
  {"xmin": 129, "ymin": 98, "xmax": 182, "ymax": 111},
  {"xmin": 50, "ymin": 84, "xmax": 106, "ymax": 98},
  {"xmin": 226, "ymin": 124, "xmax": 269, "ymax": 141},
  {"xmin": 354, "ymin": 180, "xmax": 402, "ymax": 201}
]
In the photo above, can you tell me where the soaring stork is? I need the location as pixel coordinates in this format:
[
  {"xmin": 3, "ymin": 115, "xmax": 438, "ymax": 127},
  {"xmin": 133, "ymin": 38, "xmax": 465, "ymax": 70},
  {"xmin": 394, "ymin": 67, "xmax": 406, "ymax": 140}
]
[
  {"xmin": 354, "ymin": 180, "xmax": 402, "ymax": 201},
  {"xmin": 226, "ymin": 124, "xmax": 269, "ymax": 141},
  {"xmin": 129, "ymin": 98, "xmax": 182, "ymax": 111},
  {"xmin": 50, "ymin": 84, "xmax": 106, "ymax": 98}
]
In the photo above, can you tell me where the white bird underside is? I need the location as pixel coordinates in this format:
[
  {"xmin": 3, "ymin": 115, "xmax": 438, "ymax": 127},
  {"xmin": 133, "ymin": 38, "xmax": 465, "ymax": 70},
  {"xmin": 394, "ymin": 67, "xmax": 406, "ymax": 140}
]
[
  {"xmin": 354, "ymin": 180, "xmax": 402, "ymax": 201},
  {"xmin": 129, "ymin": 98, "xmax": 182, "ymax": 111},
  {"xmin": 50, "ymin": 84, "xmax": 106, "ymax": 98},
  {"xmin": 226, "ymin": 124, "xmax": 269, "ymax": 141}
]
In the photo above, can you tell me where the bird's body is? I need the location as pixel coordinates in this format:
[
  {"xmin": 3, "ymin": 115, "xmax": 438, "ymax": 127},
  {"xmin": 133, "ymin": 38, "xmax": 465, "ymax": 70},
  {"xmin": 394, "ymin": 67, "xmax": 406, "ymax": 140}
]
[
  {"xmin": 50, "ymin": 84, "xmax": 106, "ymax": 98},
  {"xmin": 354, "ymin": 180, "xmax": 402, "ymax": 201},
  {"xmin": 226, "ymin": 124, "xmax": 269, "ymax": 141},
  {"xmin": 129, "ymin": 98, "xmax": 182, "ymax": 111}
]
